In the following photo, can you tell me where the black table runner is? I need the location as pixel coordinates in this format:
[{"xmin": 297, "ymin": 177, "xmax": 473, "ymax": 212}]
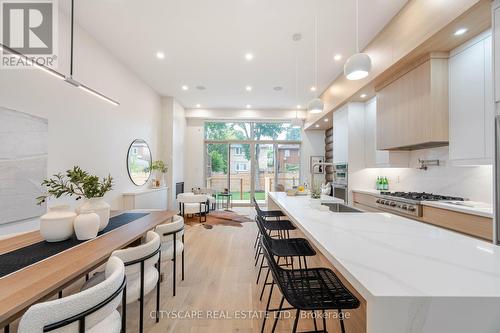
[{"xmin": 0, "ymin": 212, "xmax": 149, "ymax": 278}]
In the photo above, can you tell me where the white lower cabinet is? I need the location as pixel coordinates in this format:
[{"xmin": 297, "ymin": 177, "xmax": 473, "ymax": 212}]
[{"xmin": 449, "ymin": 32, "xmax": 494, "ymax": 165}]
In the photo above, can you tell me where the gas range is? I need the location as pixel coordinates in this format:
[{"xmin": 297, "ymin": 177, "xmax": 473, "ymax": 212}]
[{"xmin": 374, "ymin": 192, "xmax": 465, "ymax": 218}]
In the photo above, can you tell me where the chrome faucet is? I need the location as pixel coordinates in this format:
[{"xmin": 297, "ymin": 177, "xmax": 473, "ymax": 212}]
[{"xmin": 311, "ymin": 162, "xmax": 334, "ymax": 184}]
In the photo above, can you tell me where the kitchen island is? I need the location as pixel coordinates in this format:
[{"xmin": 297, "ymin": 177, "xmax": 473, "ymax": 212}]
[{"xmin": 268, "ymin": 192, "xmax": 500, "ymax": 333}]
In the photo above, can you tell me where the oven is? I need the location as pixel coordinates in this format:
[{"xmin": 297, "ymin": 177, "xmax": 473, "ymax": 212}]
[{"xmin": 332, "ymin": 163, "xmax": 348, "ymax": 203}]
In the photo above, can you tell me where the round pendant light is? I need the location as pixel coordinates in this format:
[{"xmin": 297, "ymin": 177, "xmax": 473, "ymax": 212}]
[
  {"xmin": 344, "ymin": 0, "xmax": 372, "ymax": 81},
  {"xmin": 308, "ymin": 98, "xmax": 324, "ymax": 114},
  {"xmin": 344, "ymin": 53, "xmax": 371, "ymax": 80}
]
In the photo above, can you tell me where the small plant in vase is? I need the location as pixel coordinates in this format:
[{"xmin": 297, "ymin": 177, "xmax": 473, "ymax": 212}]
[
  {"xmin": 149, "ymin": 160, "xmax": 168, "ymax": 188},
  {"xmin": 310, "ymin": 179, "xmax": 322, "ymax": 199},
  {"xmin": 37, "ymin": 166, "xmax": 114, "ymax": 239}
]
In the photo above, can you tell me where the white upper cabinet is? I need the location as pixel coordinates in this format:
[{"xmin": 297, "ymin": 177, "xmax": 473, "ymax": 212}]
[
  {"xmin": 333, "ymin": 106, "xmax": 348, "ymax": 164},
  {"xmin": 493, "ymin": 1, "xmax": 500, "ymax": 102},
  {"xmin": 449, "ymin": 32, "xmax": 493, "ymax": 164},
  {"xmin": 364, "ymin": 97, "xmax": 409, "ymax": 168}
]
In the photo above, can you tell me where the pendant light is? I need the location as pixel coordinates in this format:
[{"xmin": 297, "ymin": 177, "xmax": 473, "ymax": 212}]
[
  {"xmin": 291, "ymin": 40, "xmax": 303, "ymax": 128},
  {"xmin": 307, "ymin": 4, "xmax": 324, "ymax": 114},
  {"xmin": 344, "ymin": 0, "xmax": 372, "ymax": 80}
]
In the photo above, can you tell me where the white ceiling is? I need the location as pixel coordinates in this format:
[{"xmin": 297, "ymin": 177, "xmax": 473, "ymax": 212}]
[{"xmin": 62, "ymin": 0, "xmax": 407, "ymax": 110}]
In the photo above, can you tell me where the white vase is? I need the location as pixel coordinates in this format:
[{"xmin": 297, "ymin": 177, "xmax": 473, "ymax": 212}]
[
  {"xmin": 74, "ymin": 211, "xmax": 100, "ymax": 240},
  {"xmin": 77, "ymin": 197, "xmax": 110, "ymax": 231},
  {"xmin": 40, "ymin": 205, "xmax": 76, "ymax": 242}
]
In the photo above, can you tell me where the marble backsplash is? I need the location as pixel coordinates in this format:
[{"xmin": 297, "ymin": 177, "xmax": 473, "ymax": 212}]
[{"xmin": 351, "ymin": 147, "xmax": 494, "ymax": 204}]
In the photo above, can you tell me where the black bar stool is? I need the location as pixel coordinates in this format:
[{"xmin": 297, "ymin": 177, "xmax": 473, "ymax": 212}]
[
  {"xmin": 255, "ymin": 215, "xmax": 316, "ymax": 301},
  {"xmin": 252, "ymin": 197, "xmax": 296, "ymax": 263},
  {"xmin": 259, "ymin": 239, "xmax": 360, "ymax": 333}
]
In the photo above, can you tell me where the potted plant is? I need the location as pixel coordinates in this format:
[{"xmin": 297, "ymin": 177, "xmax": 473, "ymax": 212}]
[
  {"xmin": 37, "ymin": 166, "xmax": 114, "ymax": 238},
  {"xmin": 149, "ymin": 160, "xmax": 168, "ymax": 188}
]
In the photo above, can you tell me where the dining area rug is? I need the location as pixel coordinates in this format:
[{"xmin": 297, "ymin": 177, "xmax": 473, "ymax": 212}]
[{"xmin": 183, "ymin": 210, "xmax": 253, "ymax": 229}]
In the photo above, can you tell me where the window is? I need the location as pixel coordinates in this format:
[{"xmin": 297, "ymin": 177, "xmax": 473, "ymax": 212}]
[
  {"xmin": 234, "ymin": 147, "xmax": 243, "ymax": 155},
  {"xmin": 205, "ymin": 121, "xmax": 301, "ymax": 141},
  {"xmin": 205, "ymin": 122, "xmax": 252, "ymax": 140},
  {"xmin": 284, "ymin": 149, "xmax": 290, "ymax": 157},
  {"xmin": 235, "ymin": 162, "xmax": 247, "ymax": 171}
]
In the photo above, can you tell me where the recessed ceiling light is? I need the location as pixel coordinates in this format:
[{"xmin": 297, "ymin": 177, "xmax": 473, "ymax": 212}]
[
  {"xmin": 315, "ymin": 124, "xmax": 320, "ymax": 128},
  {"xmin": 156, "ymin": 51, "xmax": 165, "ymax": 59},
  {"xmin": 245, "ymin": 85, "xmax": 252, "ymax": 92},
  {"xmin": 246, "ymin": 104, "xmax": 252, "ymax": 109},
  {"xmin": 296, "ymin": 104, "xmax": 301, "ymax": 109},
  {"xmin": 273, "ymin": 86, "xmax": 283, "ymax": 91},
  {"xmin": 196, "ymin": 85, "xmax": 206, "ymax": 90},
  {"xmin": 324, "ymin": 118, "xmax": 329, "ymax": 122},
  {"xmin": 181, "ymin": 85, "xmax": 189, "ymax": 91},
  {"xmin": 334, "ymin": 54, "xmax": 342, "ymax": 61},
  {"xmin": 454, "ymin": 28, "xmax": 468, "ymax": 36},
  {"xmin": 360, "ymin": 94, "xmax": 367, "ymax": 98},
  {"xmin": 245, "ymin": 53, "xmax": 254, "ymax": 61},
  {"xmin": 195, "ymin": 104, "xmax": 201, "ymax": 108},
  {"xmin": 310, "ymin": 86, "xmax": 317, "ymax": 92}
]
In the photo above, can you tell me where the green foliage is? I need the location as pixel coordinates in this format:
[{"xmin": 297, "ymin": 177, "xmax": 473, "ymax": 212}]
[
  {"xmin": 149, "ymin": 160, "xmax": 168, "ymax": 173},
  {"xmin": 210, "ymin": 150, "xmax": 226, "ymax": 173},
  {"xmin": 36, "ymin": 166, "xmax": 113, "ymax": 205}
]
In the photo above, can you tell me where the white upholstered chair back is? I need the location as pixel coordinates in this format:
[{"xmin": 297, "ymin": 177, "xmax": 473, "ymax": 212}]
[
  {"xmin": 111, "ymin": 231, "xmax": 160, "ymax": 277},
  {"xmin": 18, "ymin": 257, "xmax": 125, "ymax": 333},
  {"xmin": 155, "ymin": 215, "xmax": 185, "ymax": 243},
  {"xmin": 177, "ymin": 193, "xmax": 208, "ymax": 204}
]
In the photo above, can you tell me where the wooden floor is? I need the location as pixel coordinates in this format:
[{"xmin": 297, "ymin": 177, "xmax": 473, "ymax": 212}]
[{"xmin": 8, "ymin": 207, "xmax": 366, "ymax": 333}]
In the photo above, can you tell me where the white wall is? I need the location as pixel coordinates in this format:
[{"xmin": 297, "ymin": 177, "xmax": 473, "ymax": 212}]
[
  {"xmin": 0, "ymin": 11, "xmax": 163, "ymax": 234},
  {"xmin": 301, "ymin": 130, "xmax": 326, "ymax": 185},
  {"xmin": 161, "ymin": 97, "xmax": 186, "ymax": 210},
  {"xmin": 185, "ymin": 118, "xmax": 205, "ymax": 191}
]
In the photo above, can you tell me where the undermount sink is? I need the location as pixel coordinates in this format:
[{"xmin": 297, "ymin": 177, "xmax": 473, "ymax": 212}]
[{"xmin": 323, "ymin": 203, "xmax": 363, "ymax": 213}]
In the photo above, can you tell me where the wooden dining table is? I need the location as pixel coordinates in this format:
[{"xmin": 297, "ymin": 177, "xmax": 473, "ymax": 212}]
[{"xmin": 0, "ymin": 210, "xmax": 176, "ymax": 329}]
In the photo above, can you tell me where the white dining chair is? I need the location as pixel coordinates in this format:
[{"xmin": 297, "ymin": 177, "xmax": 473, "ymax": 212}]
[
  {"xmin": 177, "ymin": 193, "xmax": 209, "ymax": 222},
  {"xmin": 111, "ymin": 231, "xmax": 161, "ymax": 333},
  {"xmin": 17, "ymin": 256, "xmax": 126, "ymax": 333},
  {"xmin": 154, "ymin": 215, "xmax": 185, "ymax": 296}
]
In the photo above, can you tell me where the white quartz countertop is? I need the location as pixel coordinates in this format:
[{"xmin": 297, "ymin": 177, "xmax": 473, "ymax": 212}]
[{"xmin": 268, "ymin": 192, "xmax": 500, "ymax": 298}]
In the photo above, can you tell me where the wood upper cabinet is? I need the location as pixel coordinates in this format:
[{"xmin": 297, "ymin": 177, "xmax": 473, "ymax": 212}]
[
  {"xmin": 364, "ymin": 97, "xmax": 409, "ymax": 168},
  {"xmin": 376, "ymin": 56, "xmax": 449, "ymax": 150}
]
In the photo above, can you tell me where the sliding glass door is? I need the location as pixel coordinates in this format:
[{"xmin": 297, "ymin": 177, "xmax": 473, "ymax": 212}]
[
  {"xmin": 204, "ymin": 121, "xmax": 301, "ymax": 206},
  {"xmin": 229, "ymin": 143, "xmax": 251, "ymax": 204},
  {"xmin": 254, "ymin": 143, "xmax": 274, "ymax": 202},
  {"xmin": 205, "ymin": 143, "xmax": 228, "ymax": 193}
]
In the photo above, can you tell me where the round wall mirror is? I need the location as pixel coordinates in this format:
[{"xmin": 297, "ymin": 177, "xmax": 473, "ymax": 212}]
[{"xmin": 127, "ymin": 139, "xmax": 152, "ymax": 186}]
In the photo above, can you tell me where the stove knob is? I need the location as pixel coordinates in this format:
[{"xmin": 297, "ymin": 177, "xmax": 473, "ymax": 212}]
[
  {"xmin": 390, "ymin": 202, "xmax": 397, "ymax": 207},
  {"xmin": 408, "ymin": 206, "xmax": 416, "ymax": 212},
  {"xmin": 376, "ymin": 199, "xmax": 381, "ymax": 204},
  {"xmin": 385, "ymin": 201, "xmax": 390, "ymax": 206},
  {"xmin": 379, "ymin": 200, "xmax": 385, "ymax": 205},
  {"xmin": 401, "ymin": 205, "xmax": 408, "ymax": 210}
]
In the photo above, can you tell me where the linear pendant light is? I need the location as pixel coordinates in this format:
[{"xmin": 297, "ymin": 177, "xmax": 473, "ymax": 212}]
[
  {"xmin": 0, "ymin": 0, "xmax": 119, "ymax": 106},
  {"xmin": 344, "ymin": 0, "xmax": 372, "ymax": 80},
  {"xmin": 307, "ymin": 2, "xmax": 324, "ymax": 114},
  {"xmin": 291, "ymin": 40, "xmax": 302, "ymax": 128}
]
